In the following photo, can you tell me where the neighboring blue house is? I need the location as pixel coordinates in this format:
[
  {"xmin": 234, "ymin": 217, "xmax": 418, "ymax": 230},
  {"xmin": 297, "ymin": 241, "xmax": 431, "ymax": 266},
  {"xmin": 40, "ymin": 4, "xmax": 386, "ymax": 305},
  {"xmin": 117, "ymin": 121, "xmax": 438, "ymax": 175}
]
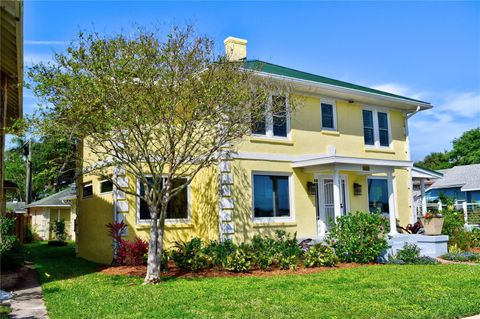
[{"xmin": 426, "ymin": 164, "xmax": 480, "ymax": 204}]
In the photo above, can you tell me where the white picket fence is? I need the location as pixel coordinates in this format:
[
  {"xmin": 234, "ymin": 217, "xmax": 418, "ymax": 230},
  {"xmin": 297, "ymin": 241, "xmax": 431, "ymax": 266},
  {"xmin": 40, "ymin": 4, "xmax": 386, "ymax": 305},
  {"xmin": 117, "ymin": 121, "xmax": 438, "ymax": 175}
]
[{"xmin": 415, "ymin": 201, "xmax": 480, "ymax": 229}]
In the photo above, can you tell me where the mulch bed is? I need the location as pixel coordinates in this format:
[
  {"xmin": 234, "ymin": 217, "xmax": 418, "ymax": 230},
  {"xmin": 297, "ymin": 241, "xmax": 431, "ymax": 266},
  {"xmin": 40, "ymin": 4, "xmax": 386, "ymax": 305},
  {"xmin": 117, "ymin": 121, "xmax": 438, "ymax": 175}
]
[{"xmin": 99, "ymin": 262, "xmax": 366, "ymax": 279}]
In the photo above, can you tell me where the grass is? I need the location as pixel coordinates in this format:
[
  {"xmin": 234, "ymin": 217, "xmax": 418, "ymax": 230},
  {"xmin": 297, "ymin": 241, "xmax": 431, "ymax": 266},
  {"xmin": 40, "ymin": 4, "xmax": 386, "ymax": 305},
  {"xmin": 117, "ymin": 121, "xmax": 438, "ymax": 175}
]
[{"xmin": 28, "ymin": 242, "xmax": 480, "ymax": 319}]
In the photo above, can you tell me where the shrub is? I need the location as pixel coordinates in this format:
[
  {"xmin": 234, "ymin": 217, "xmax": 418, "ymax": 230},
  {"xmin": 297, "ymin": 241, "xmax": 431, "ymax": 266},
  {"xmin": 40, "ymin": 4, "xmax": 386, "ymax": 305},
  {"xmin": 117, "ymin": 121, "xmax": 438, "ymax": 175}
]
[
  {"xmin": 470, "ymin": 228, "xmax": 480, "ymax": 248},
  {"xmin": 171, "ymin": 237, "xmax": 211, "ymax": 272},
  {"xmin": 328, "ymin": 211, "xmax": 389, "ymax": 264},
  {"xmin": 441, "ymin": 251, "xmax": 480, "ymax": 262},
  {"xmin": 117, "ymin": 237, "xmax": 149, "ymax": 266},
  {"xmin": 223, "ymin": 246, "xmax": 251, "ymax": 272},
  {"xmin": 303, "ymin": 244, "xmax": 339, "ymax": 268},
  {"xmin": 0, "ymin": 305, "xmax": 12, "ymax": 319},
  {"xmin": 441, "ymin": 210, "xmax": 471, "ymax": 250},
  {"xmin": 395, "ymin": 243, "xmax": 421, "ymax": 264},
  {"xmin": 0, "ymin": 216, "xmax": 24, "ymax": 270},
  {"xmin": 203, "ymin": 240, "xmax": 237, "ymax": 268},
  {"xmin": 52, "ymin": 219, "xmax": 67, "ymax": 242},
  {"xmin": 388, "ymin": 243, "xmax": 439, "ymax": 265}
]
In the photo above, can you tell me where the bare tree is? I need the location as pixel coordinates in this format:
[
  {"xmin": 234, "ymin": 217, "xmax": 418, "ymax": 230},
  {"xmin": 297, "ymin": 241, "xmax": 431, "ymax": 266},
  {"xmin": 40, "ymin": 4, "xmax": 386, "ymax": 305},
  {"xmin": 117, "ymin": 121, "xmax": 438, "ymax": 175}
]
[{"xmin": 27, "ymin": 26, "xmax": 293, "ymax": 283}]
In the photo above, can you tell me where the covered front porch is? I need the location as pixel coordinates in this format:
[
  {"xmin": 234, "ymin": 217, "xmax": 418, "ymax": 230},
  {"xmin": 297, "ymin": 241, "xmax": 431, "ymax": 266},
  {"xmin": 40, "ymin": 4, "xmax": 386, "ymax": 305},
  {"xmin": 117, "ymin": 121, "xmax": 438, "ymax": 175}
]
[{"xmin": 292, "ymin": 152, "xmax": 413, "ymax": 238}]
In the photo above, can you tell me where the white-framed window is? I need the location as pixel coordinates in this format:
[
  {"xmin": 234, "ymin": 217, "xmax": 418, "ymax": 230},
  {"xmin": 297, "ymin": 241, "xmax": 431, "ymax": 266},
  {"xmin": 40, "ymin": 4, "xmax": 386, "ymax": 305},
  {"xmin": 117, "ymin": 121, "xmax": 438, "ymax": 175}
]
[
  {"xmin": 99, "ymin": 180, "xmax": 113, "ymax": 194},
  {"xmin": 367, "ymin": 177, "xmax": 389, "ymax": 214},
  {"xmin": 82, "ymin": 182, "xmax": 93, "ymax": 199},
  {"xmin": 252, "ymin": 172, "xmax": 294, "ymax": 222},
  {"xmin": 362, "ymin": 107, "xmax": 391, "ymax": 148},
  {"xmin": 320, "ymin": 98, "xmax": 337, "ymax": 130},
  {"xmin": 136, "ymin": 176, "xmax": 190, "ymax": 224},
  {"xmin": 251, "ymin": 95, "xmax": 290, "ymax": 139}
]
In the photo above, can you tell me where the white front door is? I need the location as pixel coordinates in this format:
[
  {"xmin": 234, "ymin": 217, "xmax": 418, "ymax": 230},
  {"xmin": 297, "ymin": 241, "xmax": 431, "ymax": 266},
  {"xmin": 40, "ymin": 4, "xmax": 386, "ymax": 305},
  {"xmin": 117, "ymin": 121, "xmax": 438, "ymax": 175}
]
[{"xmin": 317, "ymin": 176, "xmax": 348, "ymax": 237}]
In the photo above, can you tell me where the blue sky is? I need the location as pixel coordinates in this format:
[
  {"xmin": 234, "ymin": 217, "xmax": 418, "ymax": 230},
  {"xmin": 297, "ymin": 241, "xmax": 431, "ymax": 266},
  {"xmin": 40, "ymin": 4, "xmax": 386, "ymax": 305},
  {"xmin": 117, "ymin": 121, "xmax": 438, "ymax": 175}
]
[{"xmin": 22, "ymin": 1, "xmax": 480, "ymax": 161}]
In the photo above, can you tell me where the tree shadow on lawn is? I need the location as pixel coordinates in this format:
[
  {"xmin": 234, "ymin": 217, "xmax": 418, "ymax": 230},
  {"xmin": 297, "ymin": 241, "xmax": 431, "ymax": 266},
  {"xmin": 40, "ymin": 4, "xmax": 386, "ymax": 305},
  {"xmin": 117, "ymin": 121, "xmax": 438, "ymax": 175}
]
[{"xmin": 26, "ymin": 241, "xmax": 102, "ymax": 284}]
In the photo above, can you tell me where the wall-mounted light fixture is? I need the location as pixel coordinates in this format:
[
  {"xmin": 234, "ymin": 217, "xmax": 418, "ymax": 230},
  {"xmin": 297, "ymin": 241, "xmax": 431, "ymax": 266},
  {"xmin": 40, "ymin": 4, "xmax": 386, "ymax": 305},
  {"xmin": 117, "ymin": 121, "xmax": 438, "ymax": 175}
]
[
  {"xmin": 353, "ymin": 182, "xmax": 362, "ymax": 196},
  {"xmin": 307, "ymin": 181, "xmax": 317, "ymax": 196}
]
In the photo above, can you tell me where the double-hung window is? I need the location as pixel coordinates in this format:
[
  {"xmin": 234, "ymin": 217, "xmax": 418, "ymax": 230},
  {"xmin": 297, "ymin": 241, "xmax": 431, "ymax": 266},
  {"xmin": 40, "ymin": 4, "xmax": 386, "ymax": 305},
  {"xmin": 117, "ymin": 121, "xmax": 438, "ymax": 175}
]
[
  {"xmin": 320, "ymin": 99, "xmax": 337, "ymax": 130},
  {"xmin": 138, "ymin": 177, "xmax": 189, "ymax": 222},
  {"xmin": 251, "ymin": 95, "xmax": 289, "ymax": 138},
  {"xmin": 362, "ymin": 108, "xmax": 391, "ymax": 148},
  {"xmin": 252, "ymin": 173, "xmax": 291, "ymax": 221}
]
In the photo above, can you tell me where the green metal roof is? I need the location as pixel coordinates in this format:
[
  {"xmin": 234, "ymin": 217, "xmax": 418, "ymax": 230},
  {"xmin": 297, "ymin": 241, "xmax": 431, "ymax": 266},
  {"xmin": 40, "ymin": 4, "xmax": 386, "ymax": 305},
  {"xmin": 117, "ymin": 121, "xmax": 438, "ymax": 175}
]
[
  {"xmin": 243, "ymin": 60, "xmax": 430, "ymax": 105},
  {"xmin": 27, "ymin": 187, "xmax": 76, "ymax": 207}
]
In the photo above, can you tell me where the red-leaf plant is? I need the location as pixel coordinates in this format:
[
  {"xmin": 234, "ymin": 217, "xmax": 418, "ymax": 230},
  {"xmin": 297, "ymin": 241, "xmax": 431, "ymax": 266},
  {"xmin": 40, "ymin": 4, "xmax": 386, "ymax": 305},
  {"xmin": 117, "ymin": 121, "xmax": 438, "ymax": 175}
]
[{"xmin": 106, "ymin": 221, "xmax": 148, "ymax": 266}]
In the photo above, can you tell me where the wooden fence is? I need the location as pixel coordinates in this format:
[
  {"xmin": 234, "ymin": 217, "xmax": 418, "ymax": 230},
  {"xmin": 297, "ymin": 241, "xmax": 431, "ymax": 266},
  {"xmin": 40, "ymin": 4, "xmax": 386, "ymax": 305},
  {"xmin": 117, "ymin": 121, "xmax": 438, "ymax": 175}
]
[{"xmin": 5, "ymin": 212, "xmax": 31, "ymax": 243}]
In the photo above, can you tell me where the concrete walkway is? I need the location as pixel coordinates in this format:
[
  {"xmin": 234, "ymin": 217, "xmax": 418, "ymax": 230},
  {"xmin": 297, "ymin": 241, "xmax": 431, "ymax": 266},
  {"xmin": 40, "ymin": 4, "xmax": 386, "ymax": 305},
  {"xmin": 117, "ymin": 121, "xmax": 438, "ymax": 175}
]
[{"xmin": 7, "ymin": 263, "xmax": 49, "ymax": 319}]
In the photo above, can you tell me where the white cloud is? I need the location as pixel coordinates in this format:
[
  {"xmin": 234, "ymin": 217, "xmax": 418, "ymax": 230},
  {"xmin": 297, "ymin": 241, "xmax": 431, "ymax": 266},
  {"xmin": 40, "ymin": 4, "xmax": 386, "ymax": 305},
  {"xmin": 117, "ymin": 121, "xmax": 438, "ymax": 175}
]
[
  {"xmin": 438, "ymin": 92, "xmax": 480, "ymax": 118},
  {"xmin": 371, "ymin": 82, "xmax": 479, "ymax": 160},
  {"xmin": 372, "ymin": 82, "xmax": 426, "ymax": 101}
]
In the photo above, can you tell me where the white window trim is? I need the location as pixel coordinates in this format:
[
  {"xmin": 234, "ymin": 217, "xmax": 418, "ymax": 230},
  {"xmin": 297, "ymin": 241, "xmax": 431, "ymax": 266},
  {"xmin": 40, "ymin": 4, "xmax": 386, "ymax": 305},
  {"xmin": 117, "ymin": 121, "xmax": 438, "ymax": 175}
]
[
  {"xmin": 363, "ymin": 106, "xmax": 392, "ymax": 149},
  {"xmin": 251, "ymin": 94, "xmax": 291, "ymax": 140},
  {"xmin": 82, "ymin": 182, "xmax": 93, "ymax": 199},
  {"xmin": 99, "ymin": 179, "xmax": 113, "ymax": 195},
  {"xmin": 251, "ymin": 171, "xmax": 295, "ymax": 223},
  {"xmin": 136, "ymin": 176, "xmax": 192, "ymax": 225},
  {"xmin": 320, "ymin": 98, "xmax": 337, "ymax": 131}
]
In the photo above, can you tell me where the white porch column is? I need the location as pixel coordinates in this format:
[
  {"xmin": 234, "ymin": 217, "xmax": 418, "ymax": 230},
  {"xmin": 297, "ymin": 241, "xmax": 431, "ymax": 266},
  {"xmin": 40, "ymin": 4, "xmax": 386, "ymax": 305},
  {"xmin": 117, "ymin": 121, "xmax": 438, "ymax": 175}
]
[
  {"xmin": 387, "ymin": 170, "xmax": 398, "ymax": 236},
  {"xmin": 333, "ymin": 169, "xmax": 342, "ymax": 222},
  {"xmin": 57, "ymin": 208, "xmax": 60, "ymax": 221},
  {"xmin": 420, "ymin": 179, "xmax": 427, "ymax": 215}
]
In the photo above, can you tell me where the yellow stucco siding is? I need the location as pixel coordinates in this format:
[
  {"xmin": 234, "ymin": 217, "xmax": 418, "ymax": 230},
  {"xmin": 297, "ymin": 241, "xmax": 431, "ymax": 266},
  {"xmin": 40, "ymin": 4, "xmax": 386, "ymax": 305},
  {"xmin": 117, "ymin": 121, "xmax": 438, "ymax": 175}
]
[
  {"xmin": 76, "ymin": 89, "xmax": 414, "ymax": 264},
  {"xmin": 76, "ymin": 167, "xmax": 219, "ymax": 264},
  {"xmin": 236, "ymin": 97, "xmax": 408, "ymax": 161},
  {"xmin": 29, "ymin": 206, "xmax": 74, "ymax": 240}
]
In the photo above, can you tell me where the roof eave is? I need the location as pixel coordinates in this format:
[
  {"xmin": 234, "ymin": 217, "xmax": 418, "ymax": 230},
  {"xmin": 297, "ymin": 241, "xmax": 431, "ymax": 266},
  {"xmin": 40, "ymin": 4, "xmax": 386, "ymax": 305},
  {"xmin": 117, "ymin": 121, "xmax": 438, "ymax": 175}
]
[{"xmin": 252, "ymin": 71, "xmax": 432, "ymax": 112}]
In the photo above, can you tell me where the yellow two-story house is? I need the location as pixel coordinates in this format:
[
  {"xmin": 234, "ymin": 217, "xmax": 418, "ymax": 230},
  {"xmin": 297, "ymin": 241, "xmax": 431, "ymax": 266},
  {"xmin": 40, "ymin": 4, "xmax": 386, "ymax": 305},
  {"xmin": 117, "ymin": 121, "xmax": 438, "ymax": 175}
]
[{"xmin": 76, "ymin": 37, "xmax": 432, "ymax": 264}]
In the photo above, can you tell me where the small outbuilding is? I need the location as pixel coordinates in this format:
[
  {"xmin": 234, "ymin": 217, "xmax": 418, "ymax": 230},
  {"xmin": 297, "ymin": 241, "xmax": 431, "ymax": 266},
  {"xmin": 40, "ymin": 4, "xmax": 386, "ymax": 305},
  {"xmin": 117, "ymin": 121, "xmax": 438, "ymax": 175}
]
[{"xmin": 27, "ymin": 186, "xmax": 76, "ymax": 240}]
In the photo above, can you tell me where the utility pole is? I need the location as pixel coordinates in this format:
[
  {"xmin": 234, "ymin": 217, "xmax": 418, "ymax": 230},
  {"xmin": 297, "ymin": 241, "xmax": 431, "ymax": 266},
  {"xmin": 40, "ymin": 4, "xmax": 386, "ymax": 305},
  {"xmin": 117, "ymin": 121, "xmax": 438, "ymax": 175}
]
[{"xmin": 25, "ymin": 138, "xmax": 32, "ymax": 204}]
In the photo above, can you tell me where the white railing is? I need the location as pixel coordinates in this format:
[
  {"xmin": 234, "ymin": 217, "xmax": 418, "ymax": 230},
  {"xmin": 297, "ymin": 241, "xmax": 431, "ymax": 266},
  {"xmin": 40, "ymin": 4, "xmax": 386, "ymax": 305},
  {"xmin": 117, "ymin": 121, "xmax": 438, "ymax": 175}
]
[{"xmin": 414, "ymin": 201, "xmax": 480, "ymax": 228}]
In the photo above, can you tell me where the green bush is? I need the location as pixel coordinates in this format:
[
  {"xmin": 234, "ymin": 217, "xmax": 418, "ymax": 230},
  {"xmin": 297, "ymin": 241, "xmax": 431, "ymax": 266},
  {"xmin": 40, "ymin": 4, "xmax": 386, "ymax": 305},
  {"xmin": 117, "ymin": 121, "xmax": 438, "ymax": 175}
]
[
  {"xmin": 328, "ymin": 211, "xmax": 389, "ymax": 264},
  {"xmin": 303, "ymin": 244, "xmax": 339, "ymax": 268},
  {"xmin": 388, "ymin": 243, "xmax": 439, "ymax": 265},
  {"xmin": 442, "ymin": 210, "xmax": 471, "ymax": 251},
  {"xmin": 441, "ymin": 251, "xmax": 480, "ymax": 262},
  {"xmin": 171, "ymin": 237, "xmax": 211, "ymax": 272},
  {"xmin": 52, "ymin": 219, "xmax": 67, "ymax": 242},
  {"xmin": 470, "ymin": 228, "xmax": 480, "ymax": 248},
  {"xmin": 0, "ymin": 216, "xmax": 24, "ymax": 270},
  {"xmin": 203, "ymin": 240, "xmax": 236, "ymax": 268},
  {"xmin": 222, "ymin": 246, "xmax": 251, "ymax": 272},
  {"xmin": 395, "ymin": 243, "xmax": 421, "ymax": 264}
]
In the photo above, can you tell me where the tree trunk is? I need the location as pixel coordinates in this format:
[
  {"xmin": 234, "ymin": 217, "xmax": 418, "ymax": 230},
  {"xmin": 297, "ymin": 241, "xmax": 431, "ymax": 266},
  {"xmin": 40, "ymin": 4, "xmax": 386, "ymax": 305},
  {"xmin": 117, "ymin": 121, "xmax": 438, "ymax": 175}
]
[{"xmin": 144, "ymin": 203, "xmax": 166, "ymax": 284}]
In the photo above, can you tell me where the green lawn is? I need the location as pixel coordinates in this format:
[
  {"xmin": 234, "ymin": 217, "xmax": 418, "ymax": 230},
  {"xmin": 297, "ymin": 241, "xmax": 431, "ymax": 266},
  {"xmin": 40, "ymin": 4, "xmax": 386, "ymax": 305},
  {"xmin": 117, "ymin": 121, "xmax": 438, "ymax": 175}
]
[{"xmin": 28, "ymin": 242, "xmax": 480, "ymax": 319}]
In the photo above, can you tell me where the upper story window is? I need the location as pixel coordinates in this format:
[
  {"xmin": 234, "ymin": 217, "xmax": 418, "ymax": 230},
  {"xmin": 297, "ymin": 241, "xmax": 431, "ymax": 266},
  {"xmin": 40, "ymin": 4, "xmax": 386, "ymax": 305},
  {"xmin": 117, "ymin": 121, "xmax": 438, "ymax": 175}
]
[
  {"xmin": 320, "ymin": 99, "xmax": 337, "ymax": 130},
  {"xmin": 251, "ymin": 95, "xmax": 289, "ymax": 138},
  {"xmin": 362, "ymin": 108, "xmax": 391, "ymax": 148},
  {"xmin": 100, "ymin": 180, "xmax": 113, "ymax": 194},
  {"xmin": 138, "ymin": 177, "xmax": 189, "ymax": 222},
  {"xmin": 82, "ymin": 183, "xmax": 93, "ymax": 198}
]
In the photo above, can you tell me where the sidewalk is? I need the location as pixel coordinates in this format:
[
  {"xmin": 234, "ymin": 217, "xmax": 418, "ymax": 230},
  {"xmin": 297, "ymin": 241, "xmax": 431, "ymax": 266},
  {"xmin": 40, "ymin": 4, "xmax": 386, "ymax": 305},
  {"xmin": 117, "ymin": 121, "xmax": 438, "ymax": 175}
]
[{"xmin": 6, "ymin": 263, "xmax": 49, "ymax": 319}]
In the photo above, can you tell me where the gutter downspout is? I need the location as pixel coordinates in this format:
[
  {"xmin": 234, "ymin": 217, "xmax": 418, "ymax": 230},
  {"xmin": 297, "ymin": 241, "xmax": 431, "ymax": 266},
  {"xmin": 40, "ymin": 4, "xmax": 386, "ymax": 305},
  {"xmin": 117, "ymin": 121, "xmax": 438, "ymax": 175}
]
[{"xmin": 405, "ymin": 106, "xmax": 421, "ymax": 224}]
